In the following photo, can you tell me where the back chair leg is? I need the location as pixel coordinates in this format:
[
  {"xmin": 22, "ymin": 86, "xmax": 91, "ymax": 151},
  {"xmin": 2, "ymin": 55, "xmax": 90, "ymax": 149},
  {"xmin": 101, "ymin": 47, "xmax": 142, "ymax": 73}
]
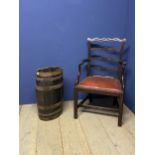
[
  {"xmin": 74, "ymin": 89, "xmax": 78, "ymax": 119},
  {"xmin": 117, "ymin": 95, "xmax": 123, "ymax": 126}
]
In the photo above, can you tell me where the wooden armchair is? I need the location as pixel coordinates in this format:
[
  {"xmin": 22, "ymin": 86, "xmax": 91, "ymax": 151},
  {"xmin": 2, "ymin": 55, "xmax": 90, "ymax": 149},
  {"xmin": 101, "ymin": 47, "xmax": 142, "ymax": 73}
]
[{"xmin": 73, "ymin": 37, "xmax": 127, "ymax": 126}]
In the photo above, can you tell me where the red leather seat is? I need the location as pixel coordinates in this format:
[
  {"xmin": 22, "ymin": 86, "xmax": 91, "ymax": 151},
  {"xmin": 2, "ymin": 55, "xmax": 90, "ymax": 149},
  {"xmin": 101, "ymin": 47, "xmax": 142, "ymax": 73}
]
[{"xmin": 77, "ymin": 75, "xmax": 122, "ymax": 94}]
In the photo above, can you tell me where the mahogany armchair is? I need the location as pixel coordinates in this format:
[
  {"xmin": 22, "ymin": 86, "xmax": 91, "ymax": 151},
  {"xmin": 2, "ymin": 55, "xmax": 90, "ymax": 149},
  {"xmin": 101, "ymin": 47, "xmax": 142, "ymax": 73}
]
[{"xmin": 73, "ymin": 38, "xmax": 127, "ymax": 126}]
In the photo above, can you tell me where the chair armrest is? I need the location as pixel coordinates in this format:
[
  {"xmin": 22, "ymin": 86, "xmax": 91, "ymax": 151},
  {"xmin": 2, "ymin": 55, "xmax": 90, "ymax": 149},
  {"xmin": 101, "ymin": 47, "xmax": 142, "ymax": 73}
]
[{"xmin": 75, "ymin": 59, "xmax": 90, "ymax": 85}]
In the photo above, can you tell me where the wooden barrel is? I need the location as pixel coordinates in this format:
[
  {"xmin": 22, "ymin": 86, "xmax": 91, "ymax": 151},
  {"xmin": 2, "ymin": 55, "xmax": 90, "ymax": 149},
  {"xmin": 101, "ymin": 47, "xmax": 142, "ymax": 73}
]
[{"xmin": 36, "ymin": 67, "xmax": 63, "ymax": 121}]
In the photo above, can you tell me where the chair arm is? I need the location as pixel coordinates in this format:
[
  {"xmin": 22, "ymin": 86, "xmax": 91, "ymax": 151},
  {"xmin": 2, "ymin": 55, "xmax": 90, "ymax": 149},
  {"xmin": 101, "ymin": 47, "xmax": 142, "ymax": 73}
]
[{"xmin": 75, "ymin": 59, "xmax": 90, "ymax": 85}]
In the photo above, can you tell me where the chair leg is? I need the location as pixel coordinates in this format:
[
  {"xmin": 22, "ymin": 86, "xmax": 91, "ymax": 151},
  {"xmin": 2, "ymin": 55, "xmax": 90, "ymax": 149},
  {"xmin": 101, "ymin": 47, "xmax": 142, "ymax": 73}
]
[
  {"xmin": 117, "ymin": 95, "xmax": 123, "ymax": 127},
  {"xmin": 74, "ymin": 89, "xmax": 78, "ymax": 119}
]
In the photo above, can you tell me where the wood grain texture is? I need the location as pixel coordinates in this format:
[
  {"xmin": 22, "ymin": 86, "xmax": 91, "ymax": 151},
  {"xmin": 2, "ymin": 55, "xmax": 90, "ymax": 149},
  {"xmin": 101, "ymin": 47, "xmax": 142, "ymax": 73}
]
[
  {"xmin": 59, "ymin": 102, "xmax": 91, "ymax": 155},
  {"xmin": 123, "ymin": 105, "xmax": 135, "ymax": 137},
  {"xmin": 97, "ymin": 108, "xmax": 135, "ymax": 155},
  {"xmin": 79, "ymin": 110, "xmax": 120, "ymax": 155},
  {"xmin": 19, "ymin": 104, "xmax": 38, "ymax": 155},
  {"xmin": 20, "ymin": 101, "xmax": 135, "ymax": 155},
  {"xmin": 36, "ymin": 119, "xmax": 63, "ymax": 155}
]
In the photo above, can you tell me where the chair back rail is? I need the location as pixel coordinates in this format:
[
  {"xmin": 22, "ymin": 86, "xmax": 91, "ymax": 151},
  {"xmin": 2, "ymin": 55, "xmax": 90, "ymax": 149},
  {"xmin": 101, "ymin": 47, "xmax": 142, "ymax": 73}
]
[
  {"xmin": 87, "ymin": 37, "xmax": 126, "ymax": 43},
  {"xmin": 90, "ymin": 64, "xmax": 118, "ymax": 72},
  {"xmin": 87, "ymin": 38, "xmax": 126, "ymax": 81},
  {"xmin": 90, "ymin": 55, "xmax": 119, "ymax": 64},
  {"xmin": 90, "ymin": 45, "xmax": 120, "ymax": 53}
]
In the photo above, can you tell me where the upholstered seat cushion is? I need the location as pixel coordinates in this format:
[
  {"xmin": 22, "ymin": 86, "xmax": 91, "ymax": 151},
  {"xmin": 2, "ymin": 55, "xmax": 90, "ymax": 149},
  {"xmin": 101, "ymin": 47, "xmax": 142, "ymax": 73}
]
[{"xmin": 77, "ymin": 75, "xmax": 122, "ymax": 94}]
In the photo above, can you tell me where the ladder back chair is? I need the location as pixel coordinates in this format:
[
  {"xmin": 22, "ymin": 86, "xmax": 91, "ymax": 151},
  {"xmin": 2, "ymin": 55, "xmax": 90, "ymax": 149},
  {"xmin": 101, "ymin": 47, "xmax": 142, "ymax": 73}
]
[{"xmin": 73, "ymin": 37, "xmax": 127, "ymax": 126}]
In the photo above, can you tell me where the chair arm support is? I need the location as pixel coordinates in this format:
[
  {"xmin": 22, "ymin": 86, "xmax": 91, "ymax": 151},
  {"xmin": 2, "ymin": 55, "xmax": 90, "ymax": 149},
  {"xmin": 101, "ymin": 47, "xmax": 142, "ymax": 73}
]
[
  {"xmin": 119, "ymin": 60, "xmax": 127, "ymax": 90},
  {"xmin": 119, "ymin": 60, "xmax": 127, "ymax": 65},
  {"xmin": 75, "ymin": 59, "xmax": 90, "ymax": 85}
]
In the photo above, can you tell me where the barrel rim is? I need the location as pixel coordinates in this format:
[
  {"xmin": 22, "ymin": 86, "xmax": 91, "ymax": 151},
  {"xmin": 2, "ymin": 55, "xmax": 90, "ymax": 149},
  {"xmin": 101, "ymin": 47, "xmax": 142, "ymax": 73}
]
[{"xmin": 36, "ymin": 66, "xmax": 63, "ymax": 78}]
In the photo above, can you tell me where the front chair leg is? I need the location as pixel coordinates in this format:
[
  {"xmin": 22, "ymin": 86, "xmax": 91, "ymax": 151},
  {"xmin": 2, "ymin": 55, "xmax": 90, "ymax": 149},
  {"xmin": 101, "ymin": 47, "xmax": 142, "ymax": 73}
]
[
  {"xmin": 117, "ymin": 95, "xmax": 123, "ymax": 126},
  {"xmin": 74, "ymin": 88, "xmax": 78, "ymax": 119}
]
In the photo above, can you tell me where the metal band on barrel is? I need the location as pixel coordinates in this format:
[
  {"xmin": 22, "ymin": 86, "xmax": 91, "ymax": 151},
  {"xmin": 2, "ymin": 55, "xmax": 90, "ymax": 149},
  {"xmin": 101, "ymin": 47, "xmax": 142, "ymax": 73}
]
[
  {"xmin": 36, "ymin": 75, "xmax": 63, "ymax": 82},
  {"xmin": 37, "ymin": 101, "xmax": 63, "ymax": 110},
  {"xmin": 38, "ymin": 107, "xmax": 62, "ymax": 116},
  {"xmin": 36, "ymin": 83, "xmax": 64, "ymax": 91}
]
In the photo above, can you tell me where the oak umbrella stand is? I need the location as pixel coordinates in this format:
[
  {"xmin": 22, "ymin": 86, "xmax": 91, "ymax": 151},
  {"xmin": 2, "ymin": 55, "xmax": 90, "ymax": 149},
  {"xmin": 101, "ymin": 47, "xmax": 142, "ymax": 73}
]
[{"xmin": 36, "ymin": 67, "xmax": 63, "ymax": 121}]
